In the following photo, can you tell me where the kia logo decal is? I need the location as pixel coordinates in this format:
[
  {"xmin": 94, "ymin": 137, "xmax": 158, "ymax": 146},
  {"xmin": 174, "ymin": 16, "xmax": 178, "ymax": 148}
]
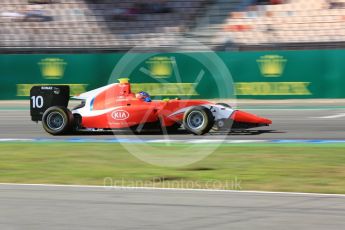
[{"xmin": 111, "ymin": 110, "xmax": 129, "ymax": 120}]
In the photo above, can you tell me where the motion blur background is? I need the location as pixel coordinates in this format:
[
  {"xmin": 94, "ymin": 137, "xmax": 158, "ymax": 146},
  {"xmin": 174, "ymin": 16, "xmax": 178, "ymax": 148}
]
[
  {"xmin": 2, "ymin": 0, "xmax": 345, "ymax": 51},
  {"xmin": 1, "ymin": 0, "xmax": 345, "ymax": 99}
]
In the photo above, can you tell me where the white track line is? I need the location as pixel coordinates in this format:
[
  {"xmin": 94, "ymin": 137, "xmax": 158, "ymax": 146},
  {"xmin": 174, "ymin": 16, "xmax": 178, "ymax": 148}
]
[
  {"xmin": 313, "ymin": 113, "xmax": 345, "ymax": 119},
  {"xmin": 0, "ymin": 183, "xmax": 344, "ymax": 198},
  {"xmin": 0, "ymin": 139, "xmax": 33, "ymax": 142}
]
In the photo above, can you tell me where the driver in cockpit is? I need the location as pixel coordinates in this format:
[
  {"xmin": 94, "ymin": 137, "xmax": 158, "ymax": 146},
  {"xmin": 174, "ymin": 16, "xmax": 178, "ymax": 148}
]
[{"xmin": 135, "ymin": 91, "xmax": 152, "ymax": 102}]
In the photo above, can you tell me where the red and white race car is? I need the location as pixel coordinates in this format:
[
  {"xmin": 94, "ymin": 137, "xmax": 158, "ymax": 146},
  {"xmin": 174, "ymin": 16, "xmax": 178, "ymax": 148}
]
[{"xmin": 30, "ymin": 79, "xmax": 272, "ymax": 135}]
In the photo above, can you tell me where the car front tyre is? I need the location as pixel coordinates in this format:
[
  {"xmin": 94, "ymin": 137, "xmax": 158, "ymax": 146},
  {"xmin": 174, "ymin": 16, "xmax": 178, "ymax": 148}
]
[{"xmin": 183, "ymin": 106, "xmax": 214, "ymax": 135}]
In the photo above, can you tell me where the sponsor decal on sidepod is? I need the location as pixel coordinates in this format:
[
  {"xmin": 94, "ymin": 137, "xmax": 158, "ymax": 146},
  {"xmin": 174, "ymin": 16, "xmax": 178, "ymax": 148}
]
[{"xmin": 111, "ymin": 110, "xmax": 130, "ymax": 120}]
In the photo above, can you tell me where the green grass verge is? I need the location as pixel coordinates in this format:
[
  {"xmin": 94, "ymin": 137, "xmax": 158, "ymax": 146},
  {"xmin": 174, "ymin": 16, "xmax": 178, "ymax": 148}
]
[{"xmin": 0, "ymin": 143, "xmax": 344, "ymax": 194}]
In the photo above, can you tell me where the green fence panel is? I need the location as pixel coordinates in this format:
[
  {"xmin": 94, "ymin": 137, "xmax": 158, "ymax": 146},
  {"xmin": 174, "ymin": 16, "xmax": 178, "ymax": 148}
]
[
  {"xmin": 0, "ymin": 50, "xmax": 345, "ymax": 99},
  {"xmin": 0, "ymin": 53, "xmax": 120, "ymax": 99}
]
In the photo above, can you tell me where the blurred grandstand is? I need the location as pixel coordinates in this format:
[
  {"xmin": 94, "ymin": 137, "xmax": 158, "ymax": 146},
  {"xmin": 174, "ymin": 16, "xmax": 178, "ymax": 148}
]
[{"xmin": 0, "ymin": 0, "xmax": 344, "ymax": 53}]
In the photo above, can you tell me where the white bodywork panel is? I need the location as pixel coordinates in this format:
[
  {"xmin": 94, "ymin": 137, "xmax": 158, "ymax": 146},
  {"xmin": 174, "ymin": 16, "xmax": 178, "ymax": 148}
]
[
  {"xmin": 168, "ymin": 104, "xmax": 235, "ymax": 121},
  {"xmin": 71, "ymin": 84, "xmax": 118, "ymax": 117}
]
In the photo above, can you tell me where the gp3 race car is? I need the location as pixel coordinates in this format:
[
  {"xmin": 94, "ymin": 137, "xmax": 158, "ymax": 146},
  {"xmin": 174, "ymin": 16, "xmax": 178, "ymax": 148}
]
[{"xmin": 30, "ymin": 79, "xmax": 272, "ymax": 135}]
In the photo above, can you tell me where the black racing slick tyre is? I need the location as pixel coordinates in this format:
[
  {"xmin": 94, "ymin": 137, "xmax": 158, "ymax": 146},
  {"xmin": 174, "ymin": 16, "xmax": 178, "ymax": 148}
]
[
  {"xmin": 42, "ymin": 106, "xmax": 74, "ymax": 135},
  {"xmin": 183, "ymin": 106, "xmax": 214, "ymax": 135}
]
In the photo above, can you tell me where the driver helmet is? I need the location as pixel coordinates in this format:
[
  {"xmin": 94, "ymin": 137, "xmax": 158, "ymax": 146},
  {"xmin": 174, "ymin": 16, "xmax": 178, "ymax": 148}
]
[{"xmin": 136, "ymin": 91, "xmax": 151, "ymax": 102}]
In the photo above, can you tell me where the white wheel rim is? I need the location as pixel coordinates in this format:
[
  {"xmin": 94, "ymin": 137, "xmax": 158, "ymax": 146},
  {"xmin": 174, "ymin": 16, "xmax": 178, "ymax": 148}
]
[{"xmin": 187, "ymin": 111, "xmax": 205, "ymax": 130}]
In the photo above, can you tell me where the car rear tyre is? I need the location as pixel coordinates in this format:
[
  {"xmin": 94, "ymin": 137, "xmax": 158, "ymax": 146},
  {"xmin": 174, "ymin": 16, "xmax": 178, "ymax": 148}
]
[
  {"xmin": 42, "ymin": 106, "xmax": 74, "ymax": 135},
  {"xmin": 183, "ymin": 106, "xmax": 214, "ymax": 135}
]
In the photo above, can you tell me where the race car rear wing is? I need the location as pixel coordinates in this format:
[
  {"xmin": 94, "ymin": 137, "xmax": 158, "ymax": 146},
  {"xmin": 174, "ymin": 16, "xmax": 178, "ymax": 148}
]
[{"xmin": 30, "ymin": 85, "xmax": 70, "ymax": 121}]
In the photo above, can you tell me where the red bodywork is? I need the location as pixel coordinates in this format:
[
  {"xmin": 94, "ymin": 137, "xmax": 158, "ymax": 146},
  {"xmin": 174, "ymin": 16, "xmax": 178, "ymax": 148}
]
[
  {"xmin": 231, "ymin": 110, "xmax": 272, "ymax": 125},
  {"xmin": 77, "ymin": 81, "xmax": 272, "ymax": 130}
]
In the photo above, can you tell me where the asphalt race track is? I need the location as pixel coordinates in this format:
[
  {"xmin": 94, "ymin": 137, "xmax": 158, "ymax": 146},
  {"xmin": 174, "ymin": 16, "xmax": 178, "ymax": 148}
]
[
  {"xmin": 0, "ymin": 184, "xmax": 344, "ymax": 230},
  {"xmin": 1, "ymin": 104, "xmax": 345, "ymax": 229},
  {"xmin": 0, "ymin": 108, "xmax": 344, "ymax": 140}
]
